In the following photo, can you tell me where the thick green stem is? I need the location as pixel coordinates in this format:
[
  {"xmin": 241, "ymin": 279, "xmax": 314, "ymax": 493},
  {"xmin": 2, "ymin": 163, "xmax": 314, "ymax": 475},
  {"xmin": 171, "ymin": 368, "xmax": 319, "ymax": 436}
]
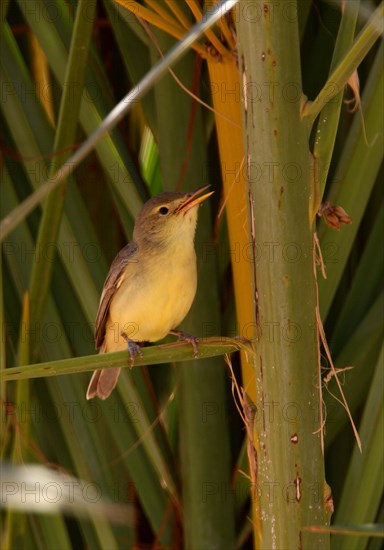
[{"xmin": 237, "ymin": 1, "xmax": 329, "ymax": 547}]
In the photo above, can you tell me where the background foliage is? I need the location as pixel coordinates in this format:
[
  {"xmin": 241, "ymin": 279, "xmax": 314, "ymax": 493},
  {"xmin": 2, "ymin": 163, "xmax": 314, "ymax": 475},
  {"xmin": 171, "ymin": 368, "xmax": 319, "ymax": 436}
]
[{"xmin": 1, "ymin": 1, "xmax": 383, "ymax": 548}]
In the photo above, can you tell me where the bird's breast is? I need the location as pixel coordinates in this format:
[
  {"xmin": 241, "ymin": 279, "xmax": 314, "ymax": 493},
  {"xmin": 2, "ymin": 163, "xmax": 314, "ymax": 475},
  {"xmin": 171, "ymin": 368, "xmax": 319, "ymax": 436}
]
[{"xmin": 104, "ymin": 243, "xmax": 197, "ymax": 350}]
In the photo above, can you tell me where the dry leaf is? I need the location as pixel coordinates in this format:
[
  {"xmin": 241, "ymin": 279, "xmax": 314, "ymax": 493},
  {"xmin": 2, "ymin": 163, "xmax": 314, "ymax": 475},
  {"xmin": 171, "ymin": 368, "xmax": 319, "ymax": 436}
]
[{"xmin": 318, "ymin": 202, "xmax": 352, "ymax": 230}]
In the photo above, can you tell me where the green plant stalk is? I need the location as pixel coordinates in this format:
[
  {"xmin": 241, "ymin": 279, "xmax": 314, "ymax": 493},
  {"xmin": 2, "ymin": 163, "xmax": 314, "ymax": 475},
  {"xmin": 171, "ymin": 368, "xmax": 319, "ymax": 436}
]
[
  {"xmin": 313, "ymin": 0, "xmax": 360, "ymax": 203},
  {"xmin": 304, "ymin": 2, "xmax": 384, "ymax": 127},
  {"xmin": 28, "ymin": 0, "xmax": 97, "ymax": 361},
  {"xmin": 0, "ymin": 337, "xmax": 249, "ymax": 381},
  {"xmin": 237, "ymin": 1, "xmax": 328, "ymax": 547},
  {"xmin": 318, "ymin": 43, "xmax": 383, "ymax": 319},
  {"xmin": 332, "ymin": 347, "xmax": 384, "ymax": 550}
]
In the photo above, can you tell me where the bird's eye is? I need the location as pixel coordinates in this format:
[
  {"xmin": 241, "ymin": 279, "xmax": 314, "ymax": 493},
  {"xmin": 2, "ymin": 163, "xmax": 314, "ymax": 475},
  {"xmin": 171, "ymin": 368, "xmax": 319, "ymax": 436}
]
[{"xmin": 158, "ymin": 206, "xmax": 169, "ymax": 216}]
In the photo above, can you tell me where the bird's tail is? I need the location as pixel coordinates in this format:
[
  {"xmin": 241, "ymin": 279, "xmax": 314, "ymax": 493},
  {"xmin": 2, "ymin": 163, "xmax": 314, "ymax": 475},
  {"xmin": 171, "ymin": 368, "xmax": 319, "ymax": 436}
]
[{"xmin": 86, "ymin": 348, "xmax": 121, "ymax": 401}]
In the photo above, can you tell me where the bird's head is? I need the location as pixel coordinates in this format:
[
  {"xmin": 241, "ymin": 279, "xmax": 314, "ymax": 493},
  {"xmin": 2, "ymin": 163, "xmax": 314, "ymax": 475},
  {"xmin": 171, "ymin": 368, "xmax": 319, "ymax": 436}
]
[{"xmin": 133, "ymin": 186, "xmax": 213, "ymax": 250}]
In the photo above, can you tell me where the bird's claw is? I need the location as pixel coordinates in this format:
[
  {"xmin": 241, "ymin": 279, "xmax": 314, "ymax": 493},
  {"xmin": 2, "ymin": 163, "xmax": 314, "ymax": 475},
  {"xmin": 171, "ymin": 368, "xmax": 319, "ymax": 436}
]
[
  {"xmin": 171, "ymin": 330, "xmax": 199, "ymax": 357},
  {"xmin": 121, "ymin": 332, "xmax": 143, "ymax": 368}
]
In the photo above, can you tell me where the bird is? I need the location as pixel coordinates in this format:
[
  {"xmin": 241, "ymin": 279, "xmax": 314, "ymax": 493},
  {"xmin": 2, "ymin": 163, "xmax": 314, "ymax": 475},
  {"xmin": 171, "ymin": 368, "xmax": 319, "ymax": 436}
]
[{"xmin": 86, "ymin": 185, "xmax": 213, "ymax": 400}]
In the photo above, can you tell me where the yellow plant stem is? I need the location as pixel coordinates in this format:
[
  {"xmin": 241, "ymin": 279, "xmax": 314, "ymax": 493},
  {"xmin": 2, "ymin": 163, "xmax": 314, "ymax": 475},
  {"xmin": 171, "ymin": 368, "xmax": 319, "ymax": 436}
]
[
  {"xmin": 115, "ymin": 0, "xmax": 208, "ymax": 58},
  {"xmin": 186, "ymin": 0, "xmax": 230, "ymax": 58},
  {"xmin": 29, "ymin": 34, "xmax": 55, "ymax": 126},
  {"xmin": 207, "ymin": 56, "xmax": 261, "ymax": 544}
]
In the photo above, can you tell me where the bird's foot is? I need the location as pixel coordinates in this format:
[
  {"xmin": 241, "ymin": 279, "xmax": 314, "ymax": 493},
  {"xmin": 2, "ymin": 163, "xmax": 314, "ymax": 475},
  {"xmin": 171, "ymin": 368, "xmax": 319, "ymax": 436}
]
[
  {"xmin": 170, "ymin": 330, "xmax": 199, "ymax": 357},
  {"xmin": 121, "ymin": 332, "xmax": 143, "ymax": 367}
]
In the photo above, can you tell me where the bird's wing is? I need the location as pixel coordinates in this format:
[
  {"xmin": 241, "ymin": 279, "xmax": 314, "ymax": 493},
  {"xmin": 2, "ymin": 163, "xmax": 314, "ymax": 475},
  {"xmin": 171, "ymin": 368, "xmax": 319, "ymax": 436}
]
[{"xmin": 95, "ymin": 242, "xmax": 138, "ymax": 349}]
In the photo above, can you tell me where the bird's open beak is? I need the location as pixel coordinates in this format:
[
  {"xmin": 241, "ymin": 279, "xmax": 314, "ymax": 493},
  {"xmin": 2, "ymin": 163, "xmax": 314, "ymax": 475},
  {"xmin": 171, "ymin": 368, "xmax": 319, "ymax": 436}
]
[{"xmin": 176, "ymin": 185, "xmax": 214, "ymax": 214}]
